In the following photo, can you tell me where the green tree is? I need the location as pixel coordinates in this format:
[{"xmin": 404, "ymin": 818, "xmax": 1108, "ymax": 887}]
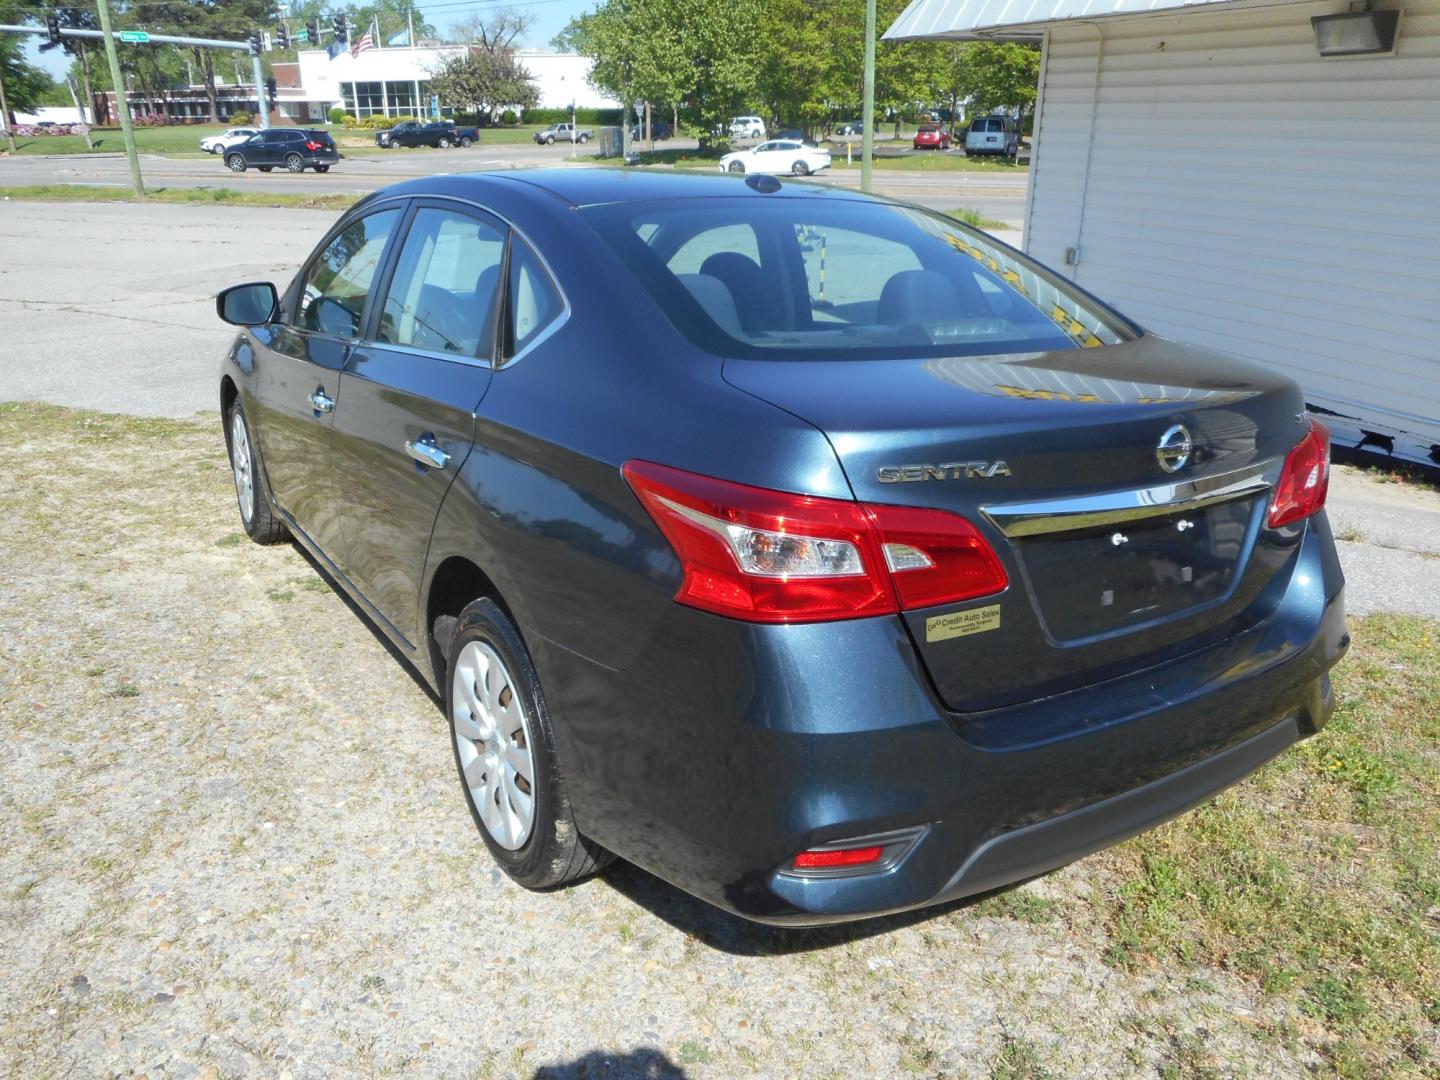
[
  {"xmin": 932, "ymin": 41, "xmax": 1041, "ymax": 126},
  {"xmin": 1, "ymin": 2, "xmax": 60, "ymax": 121},
  {"xmin": 576, "ymin": 0, "xmax": 763, "ymax": 146},
  {"xmin": 428, "ymin": 47, "xmax": 538, "ymax": 124}
]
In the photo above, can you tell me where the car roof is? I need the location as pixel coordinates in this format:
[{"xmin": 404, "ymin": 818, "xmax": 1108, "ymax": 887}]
[{"xmin": 367, "ymin": 168, "xmax": 874, "ymax": 211}]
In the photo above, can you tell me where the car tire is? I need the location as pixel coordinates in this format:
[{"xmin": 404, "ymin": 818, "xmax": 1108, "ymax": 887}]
[
  {"xmin": 285, "ymin": 153, "xmax": 304, "ymax": 173},
  {"xmin": 444, "ymin": 598, "xmax": 613, "ymax": 889},
  {"xmin": 544, "ymin": 136, "xmax": 554, "ymax": 145},
  {"xmin": 579, "ymin": 133, "xmax": 589, "ymax": 143},
  {"xmin": 438, "ymin": 136, "xmax": 451, "ymax": 148},
  {"xmin": 315, "ymin": 164, "xmax": 330, "ymax": 173},
  {"xmin": 226, "ymin": 153, "xmax": 246, "ymax": 173},
  {"xmin": 727, "ymin": 161, "xmax": 745, "ymax": 174},
  {"xmin": 791, "ymin": 160, "xmax": 810, "ymax": 176},
  {"xmin": 459, "ymin": 136, "xmax": 472, "ymax": 148},
  {"xmin": 225, "ymin": 397, "xmax": 288, "ymax": 545}
]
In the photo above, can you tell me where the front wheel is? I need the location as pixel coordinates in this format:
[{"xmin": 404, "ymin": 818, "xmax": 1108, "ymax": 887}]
[
  {"xmin": 727, "ymin": 161, "xmax": 745, "ymax": 174},
  {"xmin": 226, "ymin": 153, "xmax": 246, "ymax": 173},
  {"xmin": 791, "ymin": 160, "xmax": 810, "ymax": 176},
  {"xmin": 459, "ymin": 136, "xmax": 473, "ymax": 148},
  {"xmin": 544, "ymin": 135, "xmax": 555, "ymax": 145},
  {"xmin": 284, "ymin": 153, "xmax": 304, "ymax": 173},
  {"xmin": 225, "ymin": 398, "xmax": 288, "ymax": 544},
  {"xmin": 444, "ymin": 598, "xmax": 612, "ymax": 888}
]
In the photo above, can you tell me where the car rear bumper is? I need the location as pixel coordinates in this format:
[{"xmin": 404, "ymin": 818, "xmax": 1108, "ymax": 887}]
[{"xmin": 539, "ymin": 518, "xmax": 1347, "ymax": 926}]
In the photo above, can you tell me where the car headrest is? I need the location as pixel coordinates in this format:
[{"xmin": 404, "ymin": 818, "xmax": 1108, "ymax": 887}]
[{"xmin": 676, "ymin": 273, "xmax": 744, "ymax": 338}]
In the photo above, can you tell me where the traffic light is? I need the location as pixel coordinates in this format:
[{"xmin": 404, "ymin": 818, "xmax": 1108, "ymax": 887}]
[
  {"xmin": 332, "ymin": 15, "xmax": 347, "ymax": 44},
  {"xmin": 248, "ymin": 30, "xmax": 262, "ymax": 57},
  {"xmin": 305, "ymin": 17, "xmax": 319, "ymax": 44},
  {"xmin": 266, "ymin": 77, "xmax": 277, "ymax": 106},
  {"xmin": 276, "ymin": 23, "xmax": 290, "ymax": 49},
  {"xmin": 45, "ymin": 12, "xmax": 61, "ymax": 46}
]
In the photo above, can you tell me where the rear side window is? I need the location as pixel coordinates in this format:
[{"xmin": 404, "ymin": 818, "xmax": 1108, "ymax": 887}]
[
  {"xmin": 505, "ymin": 239, "xmax": 564, "ymax": 359},
  {"xmin": 377, "ymin": 207, "xmax": 506, "ymax": 357},
  {"xmin": 293, "ymin": 208, "xmax": 401, "ymax": 338}
]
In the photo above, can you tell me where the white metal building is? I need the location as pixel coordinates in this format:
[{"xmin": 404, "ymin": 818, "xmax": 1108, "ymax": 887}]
[
  {"xmin": 887, "ymin": 0, "xmax": 1440, "ymax": 459},
  {"xmin": 292, "ymin": 47, "xmax": 620, "ymax": 120}
]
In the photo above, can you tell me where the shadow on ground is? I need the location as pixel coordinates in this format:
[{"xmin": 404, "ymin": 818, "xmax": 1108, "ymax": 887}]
[{"xmin": 533, "ymin": 1047, "xmax": 687, "ymax": 1079}]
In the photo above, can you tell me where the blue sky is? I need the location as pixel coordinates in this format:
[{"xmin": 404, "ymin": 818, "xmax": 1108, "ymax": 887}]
[{"xmin": 24, "ymin": 0, "xmax": 597, "ymax": 80}]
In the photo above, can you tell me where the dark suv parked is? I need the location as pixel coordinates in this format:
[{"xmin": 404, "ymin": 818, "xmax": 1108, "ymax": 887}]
[
  {"xmin": 224, "ymin": 129, "xmax": 339, "ymax": 174},
  {"xmin": 215, "ymin": 170, "xmax": 1346, "ymax": 926}
]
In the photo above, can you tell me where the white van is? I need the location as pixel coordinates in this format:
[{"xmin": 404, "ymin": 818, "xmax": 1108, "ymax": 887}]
[
  {"xmin": 964, "ymin": 115, "xmax": 1020, "ymax": 158},
  {"xmin": 728, "ymin": 116, "xmax": 766, "ymax": 140}
]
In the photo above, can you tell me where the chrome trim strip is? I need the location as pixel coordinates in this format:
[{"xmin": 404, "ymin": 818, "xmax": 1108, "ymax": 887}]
[{"xmin": 981, "ymin": 459, "xmax": 1277, "ymax": 538}]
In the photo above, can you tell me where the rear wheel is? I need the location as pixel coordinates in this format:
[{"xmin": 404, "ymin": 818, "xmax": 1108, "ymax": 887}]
[
  {"xmin": 727, "ymin": 160, "xmax": 745, "ymax": 174},
  {"xmin": 284, "ymin": 153, "xmax": 304, "ymax": 173},
  {"xmin": 791, "ymin": 159, "xmax": 810, "ymax": 176},
  {"xmin": 225, "ymin": 398, "xmax": 287, "ymax": 544},
  {"xmin": 226, "ymin": 153, "xmax": 246, "ymax": 173},
  {"xmin": 444, "ymin": 598, "xmax": 612, "ymax": 889},
  {"xmin": 578, "ymin": 133, "xmax": 589, "ymax": 143},
  {"xmin": 459, "ymin": 135, "xmax": 472, "ymax": 147}
]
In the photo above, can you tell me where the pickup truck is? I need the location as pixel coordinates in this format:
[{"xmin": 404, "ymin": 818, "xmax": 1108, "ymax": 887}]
[
  {"xmin": 533, "ymin": 122, "xmax": 592, "ymax": 145},
  {"xmin": 375, "ymin": 120, "xmax": 478, "ymax": 149}
]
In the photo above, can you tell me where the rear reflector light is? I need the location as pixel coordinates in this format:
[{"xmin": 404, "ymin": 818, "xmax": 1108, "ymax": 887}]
[
  {"xmin": 792, "ymin": 846, "xmax": 884, "ymax": 870},
  {"xmin": 1268, "ymin": 418, "xmax": 1330, "ymax": 528},
  {"xmin": 622, "ymin": 460, "xmax": 1008, "ymax": 623}
]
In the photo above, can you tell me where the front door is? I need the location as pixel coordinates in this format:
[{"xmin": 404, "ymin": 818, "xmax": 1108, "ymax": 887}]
[
  {"xmin": 250, "ymin": 205, "xmax": 403, "ymax": 559},
  {"xmin": 330, "ymin": 202, "xmax": 507, "ymax": 645}
]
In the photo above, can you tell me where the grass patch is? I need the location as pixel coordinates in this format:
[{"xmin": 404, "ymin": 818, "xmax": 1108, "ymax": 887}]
[
  {"xmin": 947, "ymin": 207, "xmax": 1013, "ymax": 231},
  {"xmin": 1094, "ymin": 613, "xmax": 1440, "ymax": 1078},
  {"xmin": 0, "ymin": 184, "xmax": 359, "ymax": 211},
  {"xmin": 990, "ymin": 1034, "xmax": 1058, "ymax": 1080}
]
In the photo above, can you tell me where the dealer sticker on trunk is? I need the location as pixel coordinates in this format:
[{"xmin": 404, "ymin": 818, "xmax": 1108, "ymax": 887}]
[{"xmin": 926, "ymin": 604, "xmax": 1001, "ymax": 643}]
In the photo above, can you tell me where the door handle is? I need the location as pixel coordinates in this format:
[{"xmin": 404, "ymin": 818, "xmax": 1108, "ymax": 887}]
[
  {"xmin": 405, "ymin": 436, "xmax": 450, "ymax": 470},
  {"xmin": 309, "ymin": 388, "xmax": 335, "ymax": 414}
]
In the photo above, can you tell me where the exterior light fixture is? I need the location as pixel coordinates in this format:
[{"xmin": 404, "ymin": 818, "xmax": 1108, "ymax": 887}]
[{"xmin": 1311, "ymin": 10, "xmax": 1400, "ymax": 57}]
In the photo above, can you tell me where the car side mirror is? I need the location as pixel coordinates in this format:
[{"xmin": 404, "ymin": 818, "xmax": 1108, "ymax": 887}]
[{"xmin": 217, "ymin": 282, "xmax": 279, "ymax": 326}]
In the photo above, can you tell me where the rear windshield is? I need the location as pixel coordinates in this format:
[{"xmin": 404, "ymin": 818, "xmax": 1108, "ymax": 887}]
[
  {"xmin": 970, "ymin": 118, "xmax": 1003, "ymax": 133},
  {"xmin": 578, "ymin": 197, "xmax": 1134, "ymax": 361}
]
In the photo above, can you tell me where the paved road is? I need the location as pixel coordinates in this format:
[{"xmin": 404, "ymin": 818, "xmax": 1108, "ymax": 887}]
[{"xmin": 0, "ymin": 147, "xmax": 1030, "ymax": 224}]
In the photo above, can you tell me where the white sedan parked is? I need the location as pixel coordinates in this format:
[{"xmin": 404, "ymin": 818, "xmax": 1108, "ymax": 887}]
[
  {"xmin": 718, "ymin": 139, "xmax": 832, "ymax": 177},
  {"xmin": 200, "ymin": 127, "xmax": 258, "ymax": 154}
]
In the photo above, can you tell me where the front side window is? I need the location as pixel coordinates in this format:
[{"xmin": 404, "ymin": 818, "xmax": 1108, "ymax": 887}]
[
  {"xmin": 580, "ymin": 199, "xmax": 1134, "ymax": 361},
  {"xmin": 505, "ymin": 239, "xmax": 564, "ymax": 359},
  {"xmin": 293, "ymin": 208, "xmax": 401, "ymax": 338},
  {"xmin": 377, "ymin": 208, "xmax": 506, "ymax": 357}
]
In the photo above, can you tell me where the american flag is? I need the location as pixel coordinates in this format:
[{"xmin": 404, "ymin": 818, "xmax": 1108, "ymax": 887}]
[{"xmin": 350, "ymin": 29, "xmax": 374, "ymax": 58}]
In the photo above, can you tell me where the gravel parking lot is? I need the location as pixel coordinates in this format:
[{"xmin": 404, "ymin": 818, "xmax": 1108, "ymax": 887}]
[{"xmin": 2, "ymin": 200, "xmax": 1437, "ymax": 1080}]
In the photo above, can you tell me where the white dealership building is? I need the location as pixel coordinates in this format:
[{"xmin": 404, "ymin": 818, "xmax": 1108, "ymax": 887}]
[{"xmin": 887, "ymin": 0, "xmax": 1440, "ymax": 461}]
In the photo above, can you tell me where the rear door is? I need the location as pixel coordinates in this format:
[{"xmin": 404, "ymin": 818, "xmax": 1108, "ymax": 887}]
[
  {"xmin": 249, "ymin": 204, "xmax": 404, "ymax": 560},
  {"xmin": 330, "ymin": 200, "xmax": 507, "ymax": 645}
]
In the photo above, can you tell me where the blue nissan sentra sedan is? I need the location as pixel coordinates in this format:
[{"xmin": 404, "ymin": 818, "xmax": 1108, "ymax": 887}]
[{"xmin": 216, "ymin": 169, "xmax": 1347, "ymax": 925}]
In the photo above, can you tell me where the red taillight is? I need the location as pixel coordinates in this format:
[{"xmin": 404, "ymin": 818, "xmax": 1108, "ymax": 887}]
[
  {"xmin": 1268, "ymin": 419, "xmax": 1330, "ymax": 528},
  {"xmin": 793, "ymin": 845, "xmax": 885, "ymax": 870},
  {"xmin": 622, "ymin": 460, "xmax": 1007, "ymax": 623},
  {"xmin": 305, "ymin": 140, "xmax": 322, "ymax": 151}
]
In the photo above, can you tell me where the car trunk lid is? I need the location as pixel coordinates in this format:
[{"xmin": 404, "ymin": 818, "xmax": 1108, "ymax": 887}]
[{"xmin": 723, "ymin": 336, "xmax": 1309, "ymax": 713}]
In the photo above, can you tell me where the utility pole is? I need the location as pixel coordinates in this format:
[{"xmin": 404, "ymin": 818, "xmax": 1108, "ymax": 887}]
[
  {"xmin": 93, "ymin": 0, "xmax": 144, "ymax": 194},
  {"xmin": 0, "ymin": 64, "xmax": 15, "ymax": 153},
  {"xmin": 861, "ymin": 0, "xmax": 876, "ymax": 193}
]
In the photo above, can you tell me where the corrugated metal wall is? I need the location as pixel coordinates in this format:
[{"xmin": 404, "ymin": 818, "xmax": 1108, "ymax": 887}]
[{"xmin": 1026, "ymin": 0, "xmax": 1440, "ymax": 444}]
